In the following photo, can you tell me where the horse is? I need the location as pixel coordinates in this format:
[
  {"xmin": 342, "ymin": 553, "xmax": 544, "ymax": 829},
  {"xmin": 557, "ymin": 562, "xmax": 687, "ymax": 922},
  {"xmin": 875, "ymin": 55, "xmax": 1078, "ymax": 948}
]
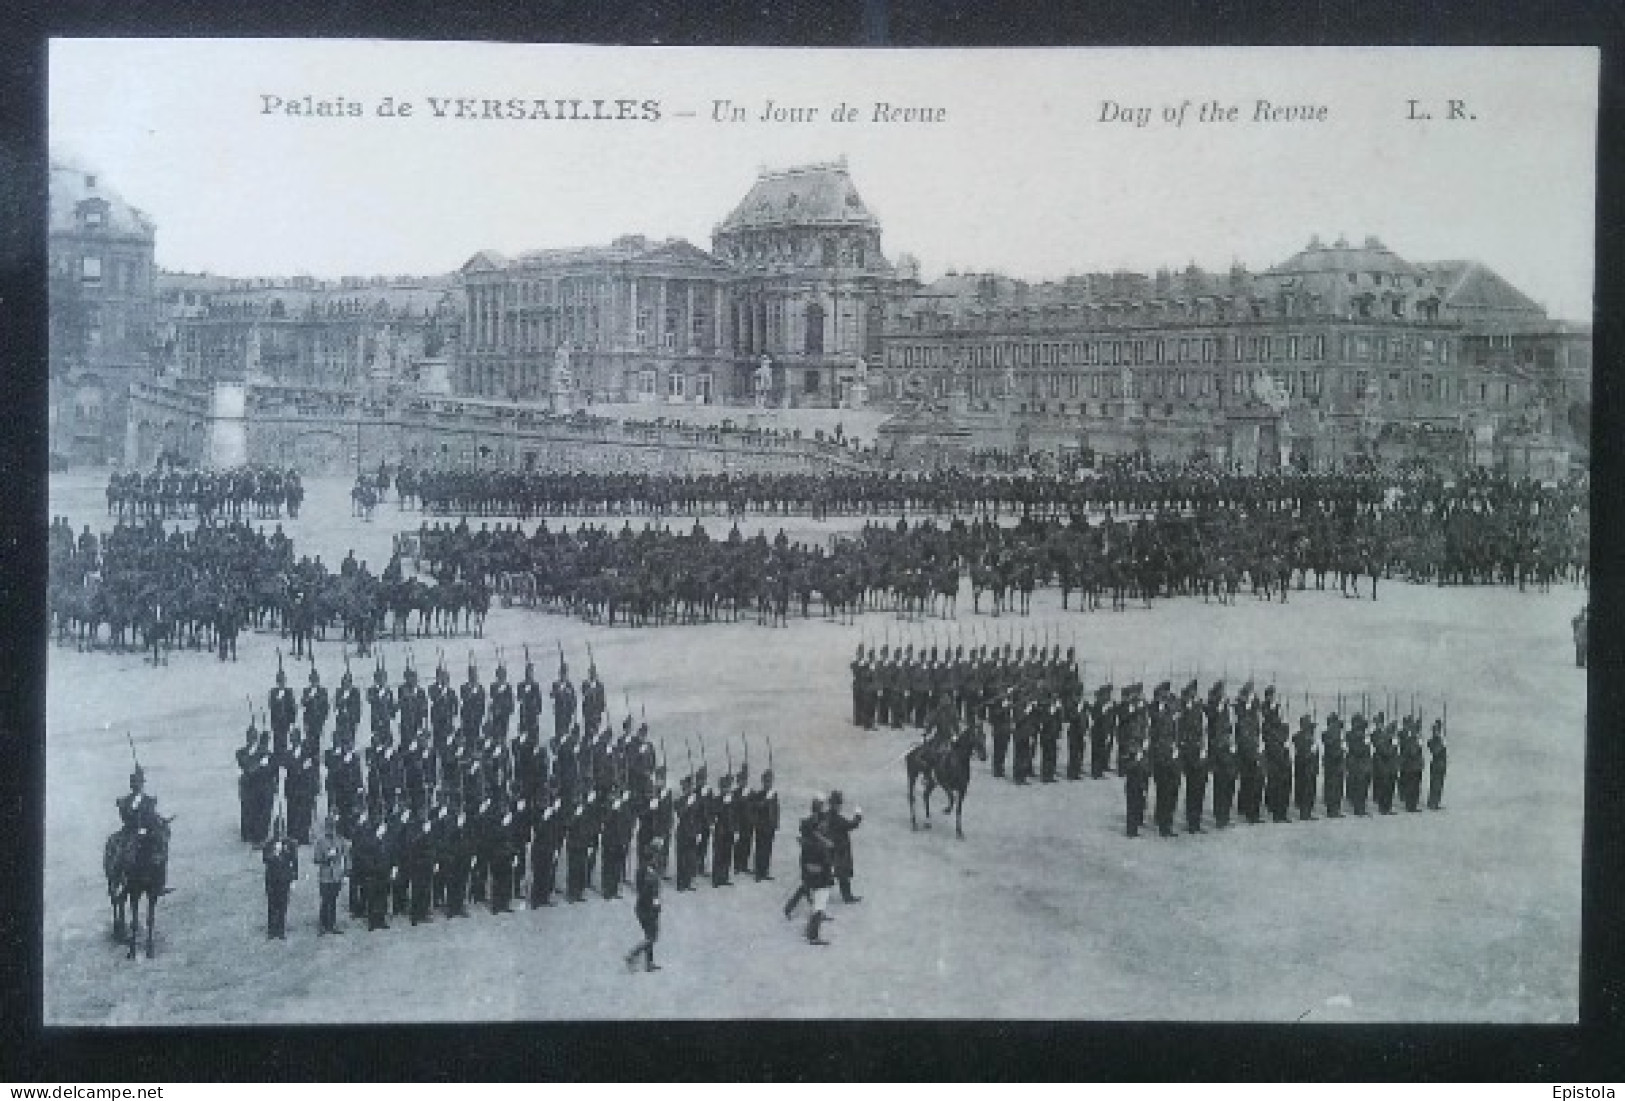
[
  {"xmin": 905, "ymin": 721, "xmax": 989, "ymax": 839},
  {"xmin": 104, "ymin": 818, "xmax": 172, "ymax": 959}
]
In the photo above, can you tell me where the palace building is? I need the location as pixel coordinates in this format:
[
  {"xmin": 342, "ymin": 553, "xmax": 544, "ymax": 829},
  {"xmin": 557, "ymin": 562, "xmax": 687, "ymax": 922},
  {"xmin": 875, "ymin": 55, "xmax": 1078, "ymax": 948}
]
[
  {"xmin": 873, "ymin": 236, "xmax": 1591, "ymax": 470},
  {"xmin": 457, "ymin": 158, "xmax": 918, "ymax": 410},
  {"xmin": 48, "ymin": 161, "xmax": 159, "ymax": 466},
  {"xmin": 76, "ymin": 153, "xmax": 1589, "ymax": 474}
]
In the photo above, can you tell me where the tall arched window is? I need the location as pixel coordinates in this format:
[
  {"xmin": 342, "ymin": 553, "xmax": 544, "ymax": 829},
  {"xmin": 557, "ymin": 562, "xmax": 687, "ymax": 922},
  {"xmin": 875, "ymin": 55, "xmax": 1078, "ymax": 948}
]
[{"xmin": 804, "ymin": 301, "xmax": 825, "ymax": 354}]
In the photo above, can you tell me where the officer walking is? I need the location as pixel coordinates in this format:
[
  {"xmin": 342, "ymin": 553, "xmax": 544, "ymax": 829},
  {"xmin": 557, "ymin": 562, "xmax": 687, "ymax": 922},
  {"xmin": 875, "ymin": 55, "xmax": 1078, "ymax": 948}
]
[
  {"xmin": 624, "ymin": 839, "xmax": 665, "ymax": 973},
  {"xmin": 824, "ymin": 791, "xmax": 863, "ymax": 903}
]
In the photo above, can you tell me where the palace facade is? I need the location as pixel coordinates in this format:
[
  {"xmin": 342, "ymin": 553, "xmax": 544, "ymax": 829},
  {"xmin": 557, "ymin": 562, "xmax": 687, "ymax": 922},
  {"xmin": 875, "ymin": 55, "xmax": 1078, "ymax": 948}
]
[{"xmin": 48, "ymin": 161, "xmax": 159, "ymax": 465}]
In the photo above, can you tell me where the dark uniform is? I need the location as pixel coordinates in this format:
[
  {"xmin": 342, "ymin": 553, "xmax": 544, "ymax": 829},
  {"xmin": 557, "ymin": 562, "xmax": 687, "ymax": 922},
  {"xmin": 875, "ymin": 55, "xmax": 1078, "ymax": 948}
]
[
  {"xmin": 751, "ymin": 772, "xmax": 780, "ymax": 880},
  {"xmin": 1398, "ymin": 720, "xmax": 1426, "ymax": 812},
  {"xmin": 301, "ymin": 673, "xmax": 330, "ymax": 746},
  {"xmin": 1207, "ymin": 688, "xmax": 1237, "ymax": 828},
  {"xmin": 262, "ymin": 829, "xmax": 299, "ymax": 939},
  {"xmin": 269, "ymin": 673, "xmax": 297, "ymax": 757},
  {"xmin": 624, "ymin": 841, "xmax": 664, "ymax": 972},
  {"xmin": 1089, "ymin": 687, "xmax": 1115, "ymax": 779},
  {"xmin": 530, "ymin": 796, "xmax": 563, "ymax": 907},
  {"xmin": 825, "ymin": 793, "xmax": 863, "ymax": 903},
  {"xmin": 1321, "ymin": 716, "xmax": 1346, "ymax": 818},
  {"xmin": 1177, "ymin": 688, "xmax": 1208, "ymax": 833},
  {"xmin": 1345, "ymin": 718, "xmax": 1373, "ymax": 816},
  {"xmin": 1149, "ymin": 695, "xmax": 1181, "ymax": 837},
  {"xmin": 1371, "ymin": 718, "xmax": 1399, "ymax": 814},
  {"xmin": 1236, "ymin": 691, "xmax": 1264, "ymax": 823},
  {"xmin": 1123, "ymin": 745, "xmax": 1149, "ymax": 837},
  {"xmin": 1426, "ymin": 720, "xmax": 1448, "ymax": 810},
  {"xmin": 1292, "ymin": 717, "xmax": 1319, "ymax": 821},
  {"xmin": 710, "ymin": 779, "xmax": 738, "ymax": 888},
  {"xmin": 675, "ymin": 780, "xmax": 702, "ymax": 891}
]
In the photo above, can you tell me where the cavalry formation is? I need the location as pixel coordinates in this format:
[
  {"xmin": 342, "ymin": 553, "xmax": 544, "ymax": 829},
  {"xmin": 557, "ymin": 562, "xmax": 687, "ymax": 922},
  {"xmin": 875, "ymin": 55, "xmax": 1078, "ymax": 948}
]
[
  {"xmin": 47, "ymin": 514, "xmax": 492, "ymax": 663},
  {"xmin": 105, "ymin": 464, "xmax": 305, "ymax": 521}
]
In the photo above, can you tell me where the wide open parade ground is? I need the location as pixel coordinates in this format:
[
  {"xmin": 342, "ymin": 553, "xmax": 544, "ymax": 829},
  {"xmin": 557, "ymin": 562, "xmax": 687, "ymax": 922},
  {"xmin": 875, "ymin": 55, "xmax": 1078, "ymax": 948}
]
[{"xmin": 44, "ymin": 473, "xmax": 1585, "ymax": 1023}]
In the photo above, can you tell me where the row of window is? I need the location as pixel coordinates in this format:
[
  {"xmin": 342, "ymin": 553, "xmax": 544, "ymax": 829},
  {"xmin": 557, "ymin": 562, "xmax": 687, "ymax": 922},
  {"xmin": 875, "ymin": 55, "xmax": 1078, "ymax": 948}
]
[
  {"xmin": 889, "ymin": 329, "xmax": 1456, "ymax": 373},
  {"xmin": 881, "ymin": 368, "xmax": 1520, "ymax": 407}
]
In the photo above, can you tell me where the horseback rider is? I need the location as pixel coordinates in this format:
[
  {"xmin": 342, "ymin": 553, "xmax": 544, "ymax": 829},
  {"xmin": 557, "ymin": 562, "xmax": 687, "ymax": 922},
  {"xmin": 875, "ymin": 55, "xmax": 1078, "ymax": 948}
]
[{"xmin": 117, "ymin": 765, "xmax": 163, "ymax": 840}]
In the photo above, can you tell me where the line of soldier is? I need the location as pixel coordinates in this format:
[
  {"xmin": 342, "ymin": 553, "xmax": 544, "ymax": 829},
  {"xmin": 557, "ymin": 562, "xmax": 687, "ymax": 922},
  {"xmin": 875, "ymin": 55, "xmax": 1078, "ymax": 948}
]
[
  {"xmin": 1110, "ymin": 680, "xmax": 1448, "ymax": 838},
  {"xmin": 390, "ymin": 462, "xmax": 1585, "ymax": 532},
  {"xmin": 241, "ymin": 648, "xmax": 782, "ymax": 936},
  {"xmin": 848, "ymin": 648, "xmax": 1448, "ymax": 832}
]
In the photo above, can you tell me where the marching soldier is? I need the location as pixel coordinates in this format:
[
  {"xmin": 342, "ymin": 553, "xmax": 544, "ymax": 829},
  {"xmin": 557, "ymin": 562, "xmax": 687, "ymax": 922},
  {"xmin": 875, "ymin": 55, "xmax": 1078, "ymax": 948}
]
[
  {"xmin": 1177, "ymin": 683, "xmax": 1208, "ymax": 833},
  {"xmin": 581, "ymin": 662, "xmax": 606, "ymax": 736},
  {"xmin": 1038, "ymin": 698, "xmax": 1063, "ymax": 783},
  {"xmin": 989, "ymin": 689, "xmax": 1013, "ymax": 779},
  {"xmin": 397, "ymin": 664, "xmax": 428, "ymax": 746},
  {"xmin": 825, "ymin": 791, "xmax": 863, "ymax": 904},
  {"xmin": 674, "ymin": 775, "xmax": 701, "ymax": 892},
  {"xmin": 565, "ymin": 791, "xmax": 600, "ymax": 903},
  {"xmin": 489, "ymin": 662, "xmax": 515, "ymax": 741},
  {"xmin": 1292, "ymin": 716, "xmax": 1319, "ymax": 821},
  {"xmin": 1089, "ymin": 684, "xmax": 1115, "ymax": 779},
  {"xmin": 367, "ymin": 663, "xmax": 396, "ymax": 744},
  {"xmin": 710, "ymin": 774, "xmax": 738, "ymax": 888},
  {"xmin": 1149, "ymin": 687, "xmax": 1180, "ymax": 837},
  {"xmin": 733, "ymin": 761, "xmax": 755, "ymax": 875},
  {"xmin": 1235, "ymin": 686, "xmax": 1265, "ymax": 824},
  {"xmin": 551, "ymin": 662, "xmax": 578, "ymax": 740},
  {"xmin": 428, "ymin": 663, "xmax": 457, "ymax": 755},
  {"xmin": 249, "ymin": 727, "xmax": 278, "ymax": 845},
  {"xmin": 530, "ymin": 788, "xmax": 564, "ymax": 907},
  {"xmin": 1371, "ymin": 714, "xmax": 1399, "ymax": 815},
  {"xmin": 236, "ymin": 721, "xmax": 259, "ymax": 842},
  {"xmin": 1012, "ymin": 698, "xmax": 1038, "ymax": 785},
  {"xmin": 1123, "ymin": 741, "xmax": 1150, "ymax": 838},
  {"xmin": 283, "ymin": 734, "xmax": 320, "ymax": 845},
  {"xmin": 438, "ymin": 801, "xmax": 473, "ymax": 918},
  {"xmin": 1321, "ymin": 714, "xmax": 1346, "ymax": 819},
  {"xmin": 301, "ymin": 664, "xmax": 330, "ymax": 746},
  {"xmin": 334, "ymin": 668, "xmax": 362, "ymax": 747},
  {"xmin": 752, "ymin": 769, "xmax": 779, "ymax": 881},
  {"xmin": 386, "ymin": 806, "xmax": 412, "ymax": 916},
  {"xmin": 1399, "ymin": 717, "xmax": 1426, "ymax": 812},
  {"xmin": 1427, "ymin": 717, "xmax": 1448, "ymax": 810},
  {"xmin": 262, "ymin": 817, "xmax": 299, "ymax": 940},
  {"xmin": 406, "ymin": 809, "xmax": 437, "ymax": 925},
  {"xmin": 1206, "ymin": 683, "xmax": 1237, "ymax": 828},
  {"xmin": 459, "ymin": 663, "xmax": 486, "ymax": 744},
  {"xmin": 269, "ymin": 662, "xmax": 297, "ymax": 757},
  {"xmin": 850, "ymin": 645, "xmax": 871, "ymax": 728},
  {"xmin": 487, "ymin": 797, "xmax": 518, "ymax": 914},
  {"xmin": 624, "ymin": 839, "xmax": 665, "ymax": 973},
  {"xmin": 517, "ymin": 660, "xmax": 544, "ymax": 740},
  {"xmin": 1345, "ymin": 715, "xmax": 1373, "ymax": 816},
  {"xmin": 355, "ymin": 817, "xmax": 392, "ymax": 931},
  {"xmin": 601, "ymin": 790, "xmax": 633, "ymax": 900}
]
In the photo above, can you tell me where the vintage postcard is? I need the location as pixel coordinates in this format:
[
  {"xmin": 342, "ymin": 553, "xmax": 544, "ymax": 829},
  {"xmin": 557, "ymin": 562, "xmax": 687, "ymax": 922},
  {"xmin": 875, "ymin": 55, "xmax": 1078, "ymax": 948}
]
[{"xmin": 45, "ymin": 40, "xmax": 1595, "ymax": 1023}]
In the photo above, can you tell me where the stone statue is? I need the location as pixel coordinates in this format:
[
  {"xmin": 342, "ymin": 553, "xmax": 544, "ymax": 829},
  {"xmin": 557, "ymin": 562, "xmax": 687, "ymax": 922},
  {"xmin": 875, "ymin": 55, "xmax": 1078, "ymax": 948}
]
[
  {"xmin": 854, "ymin": 356, "xmax": 868, "ymax": 383},
  {"xmin": 754, "ymin": 355, "xmax": 773, "ymax": 409},
  {"xmin": 552, "ymin": 344, "xmax": 573, "ymax": 392}
]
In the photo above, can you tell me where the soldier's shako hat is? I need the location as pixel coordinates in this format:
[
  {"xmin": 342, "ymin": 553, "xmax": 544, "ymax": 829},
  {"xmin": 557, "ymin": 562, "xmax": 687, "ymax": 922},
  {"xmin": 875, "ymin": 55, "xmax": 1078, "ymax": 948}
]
[
  {"xmin": 309, "ymin": 667, "xmax": 321, "ymax": 683},
  {"xmin": 129, "ymin": 766, "xmax": 145, "ymax": 787}
]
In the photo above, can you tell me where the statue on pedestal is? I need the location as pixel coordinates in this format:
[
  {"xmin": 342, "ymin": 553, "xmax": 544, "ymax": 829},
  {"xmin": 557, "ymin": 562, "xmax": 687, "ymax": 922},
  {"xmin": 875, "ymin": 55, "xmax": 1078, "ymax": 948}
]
[
  {"xmin": 754, "ymin": 355, "xmax": 773, "ymax": 409},
  {"xmin": 551, "ymin": 345, "xmax": 575, "ymax": 412}
]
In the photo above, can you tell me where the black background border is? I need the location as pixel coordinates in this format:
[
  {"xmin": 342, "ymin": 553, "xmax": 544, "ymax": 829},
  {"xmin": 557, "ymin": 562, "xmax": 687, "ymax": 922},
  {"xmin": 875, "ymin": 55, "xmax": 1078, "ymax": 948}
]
[{"xmin": 2, "ymin": 0, "xmax": 1622, "ymax": 1082}]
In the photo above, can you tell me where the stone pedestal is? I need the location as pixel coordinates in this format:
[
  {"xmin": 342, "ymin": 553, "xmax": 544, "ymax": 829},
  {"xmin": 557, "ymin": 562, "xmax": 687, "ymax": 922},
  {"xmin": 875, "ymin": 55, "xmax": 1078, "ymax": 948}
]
[
  {"xmin": 417, "ymin": 356, "xmax": 453, "ymax": 396},
  {"xmin": 209, "ymin": 382, "xmax": 248, "ymax": 468},
  {"xmin": 847, "ymin": 381, "xmax": 870, "ymax": 410},
  {"xmin": 549, "ymin": 387, "xmax": 574, "ymax": 415}
]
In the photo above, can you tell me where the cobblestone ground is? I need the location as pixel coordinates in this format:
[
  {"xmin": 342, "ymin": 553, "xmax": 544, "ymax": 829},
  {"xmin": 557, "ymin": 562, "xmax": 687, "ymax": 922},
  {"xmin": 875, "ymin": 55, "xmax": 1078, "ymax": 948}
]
[{"xmin": 44, "ymin": 473, "xmax": 1585, "ymax": 1023}]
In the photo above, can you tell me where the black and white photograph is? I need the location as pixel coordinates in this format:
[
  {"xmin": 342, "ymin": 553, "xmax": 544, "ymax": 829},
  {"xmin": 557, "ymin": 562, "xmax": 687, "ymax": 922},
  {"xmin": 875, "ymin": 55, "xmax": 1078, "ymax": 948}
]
[{"xmin": 43, "ymin": 39, "xmax": 1596, "ymax": 1024}]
